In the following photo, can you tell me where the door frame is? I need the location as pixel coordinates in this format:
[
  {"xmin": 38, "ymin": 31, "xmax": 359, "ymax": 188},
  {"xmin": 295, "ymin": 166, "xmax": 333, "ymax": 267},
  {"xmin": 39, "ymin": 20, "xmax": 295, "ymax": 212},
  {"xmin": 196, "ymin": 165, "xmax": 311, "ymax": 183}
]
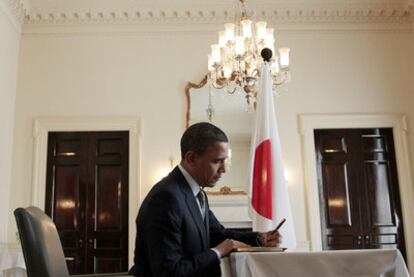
[
  {"xmin": 298, "ymin": 113, "xmax": 414, "ymax": 272},
  {"xmin": 32, "ymin": 116, "xmax": 141, "ymax": 267}
]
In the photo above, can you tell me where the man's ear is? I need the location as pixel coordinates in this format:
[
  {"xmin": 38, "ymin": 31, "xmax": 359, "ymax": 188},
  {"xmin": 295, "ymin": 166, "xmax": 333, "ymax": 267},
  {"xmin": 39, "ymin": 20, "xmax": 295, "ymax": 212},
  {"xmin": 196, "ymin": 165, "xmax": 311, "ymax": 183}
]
[{"xmin": 183, "ymin": 151, "xmax": 196, "ymax": 166}]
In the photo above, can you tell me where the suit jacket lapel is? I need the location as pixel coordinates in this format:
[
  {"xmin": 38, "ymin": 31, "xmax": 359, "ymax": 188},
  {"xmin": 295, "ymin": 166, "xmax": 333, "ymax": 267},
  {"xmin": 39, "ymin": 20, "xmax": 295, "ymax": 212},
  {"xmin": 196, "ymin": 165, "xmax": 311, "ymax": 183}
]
[
  {"xmin": 185, "ymin": 192, "xmax": 209, "ymax": 249},
  {"xmin": 172, "ymin": 167, "xmax": 209, "ymax": 249}
]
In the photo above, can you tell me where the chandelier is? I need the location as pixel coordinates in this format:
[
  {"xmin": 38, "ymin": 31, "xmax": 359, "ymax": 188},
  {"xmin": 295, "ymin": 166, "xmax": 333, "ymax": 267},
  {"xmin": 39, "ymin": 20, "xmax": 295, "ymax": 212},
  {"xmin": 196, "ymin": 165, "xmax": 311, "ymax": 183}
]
[{"xmin": 207, "ymin": 0, "xmax": 291, "ymax": 109}]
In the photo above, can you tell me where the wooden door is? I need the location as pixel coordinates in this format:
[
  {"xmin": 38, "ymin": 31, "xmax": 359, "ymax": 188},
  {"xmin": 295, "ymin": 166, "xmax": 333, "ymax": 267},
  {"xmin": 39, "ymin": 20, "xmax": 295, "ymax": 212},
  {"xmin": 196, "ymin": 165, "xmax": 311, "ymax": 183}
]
[
  {"xmin": 314, "ymin": 129, "xmax": 363, "ymax": 249},
  {"xmin": 314, "ymin": 128, "xmax": 406, "ymax": 257},
  {"xmin": 45, "ymin": 131, "xmax": 129, "ymax": 274}
]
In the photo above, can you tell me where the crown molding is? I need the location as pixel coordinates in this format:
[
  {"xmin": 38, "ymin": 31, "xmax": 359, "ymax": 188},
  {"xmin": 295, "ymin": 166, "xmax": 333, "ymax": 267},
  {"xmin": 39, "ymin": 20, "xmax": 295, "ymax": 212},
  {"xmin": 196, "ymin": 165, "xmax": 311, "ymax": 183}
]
[
  {"xmin": 21, "ymin": 2, "xmax": 414, "ymax": 33},
  {"xmin": 0, "ymin": 0, "xmax": 30, "ymax": 32}
]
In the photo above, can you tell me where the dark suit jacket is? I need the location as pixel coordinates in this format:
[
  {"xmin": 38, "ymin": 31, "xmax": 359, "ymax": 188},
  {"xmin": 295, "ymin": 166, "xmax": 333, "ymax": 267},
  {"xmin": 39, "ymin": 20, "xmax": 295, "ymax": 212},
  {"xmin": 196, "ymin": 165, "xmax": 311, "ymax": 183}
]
[{"xmin": 129, "ymin": 166, "xmax": 258, "ymax": 277}]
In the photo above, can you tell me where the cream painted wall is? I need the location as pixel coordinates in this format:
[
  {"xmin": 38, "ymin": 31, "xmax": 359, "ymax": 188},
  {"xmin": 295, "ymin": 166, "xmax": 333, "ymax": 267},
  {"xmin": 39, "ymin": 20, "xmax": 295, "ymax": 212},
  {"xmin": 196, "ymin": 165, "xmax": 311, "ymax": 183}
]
[
  {"xmin": 410, "ymin": 28, "xmax": 414, "ymax": 181},
  {"xmin": 408, "ymin": 29, "xmax": 414, "ymax": 225},
  {"xmin": 8, "ymin": 27, "xmax": 414, "ymax": 256},
  {"xmin": 0, "ymin": 3, "xmax": 21, "ymax": 245}
]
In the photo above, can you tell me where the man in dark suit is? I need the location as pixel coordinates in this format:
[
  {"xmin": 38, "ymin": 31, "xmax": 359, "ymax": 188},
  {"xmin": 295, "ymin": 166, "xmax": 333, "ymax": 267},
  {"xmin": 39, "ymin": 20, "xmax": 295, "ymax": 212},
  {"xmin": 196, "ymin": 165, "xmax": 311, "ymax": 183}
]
[{"xmin": 129, "ymin": 122, "xmax": 280, "ymax": 277}]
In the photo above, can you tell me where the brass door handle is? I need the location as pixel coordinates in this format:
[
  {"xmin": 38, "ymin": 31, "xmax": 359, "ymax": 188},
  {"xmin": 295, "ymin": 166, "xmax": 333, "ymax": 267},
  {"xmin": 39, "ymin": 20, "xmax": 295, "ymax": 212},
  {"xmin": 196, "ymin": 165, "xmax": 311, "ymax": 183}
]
[{"xmin": 88, "ymin": 238, "xmax": 94, "ymax": 248}]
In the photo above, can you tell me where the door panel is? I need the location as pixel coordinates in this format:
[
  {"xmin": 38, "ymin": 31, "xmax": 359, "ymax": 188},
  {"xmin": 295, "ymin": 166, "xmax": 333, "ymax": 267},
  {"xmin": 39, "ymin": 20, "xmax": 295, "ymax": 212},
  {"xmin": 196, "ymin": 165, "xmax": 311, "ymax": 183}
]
[
  {"xmin": 86, "ymin": 133, "xmax": 129, "ymax": 273},
  {"xmin": 365, "ymin": 162, "xmax": 394, "ymax": 226},
  {"xmin": 323, "ymin": 162, "xmax": 352, "ymax": 227},
  {"xmin": 315, "ymin": 128, "xmax": 406, "ymax": 258},
  {"xmin": 95, "ymin": 257, "xmax": 123, "ymax": 273},
  {"xmin": 359, "ymin": 130, "xmax": 405, "ymax": 254},
  {"xmin": 54, "ymin": 165, "xmax": 85, "ymax": 272},
  {"xmin": 46, "ymin": 133, "xmax": 87, "ymax": 274},
  {"xmin": 315, "ymin": 131, "xmax": 362, "ymax": 250},
  {"xmin": 96, "ymin": 165, "xmax": 122, "ymax": 229},
  {"xmin": 46, "ymin": 131, "xmax": 129, "ymax": 274},
  {"xmin": 54, "ymin": 165, "xmax": 81, "ymax": 229}
]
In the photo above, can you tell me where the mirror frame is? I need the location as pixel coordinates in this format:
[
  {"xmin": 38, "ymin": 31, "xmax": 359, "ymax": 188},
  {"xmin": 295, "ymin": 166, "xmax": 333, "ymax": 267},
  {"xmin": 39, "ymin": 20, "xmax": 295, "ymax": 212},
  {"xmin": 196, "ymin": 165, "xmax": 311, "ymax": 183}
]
[
  {"xmin": 184, "ymin": 75, "xmax": 247, "ymax": 196},
  {"xmin": 184, "ymin": 74, "xmax": 208, "ymax": 128}
]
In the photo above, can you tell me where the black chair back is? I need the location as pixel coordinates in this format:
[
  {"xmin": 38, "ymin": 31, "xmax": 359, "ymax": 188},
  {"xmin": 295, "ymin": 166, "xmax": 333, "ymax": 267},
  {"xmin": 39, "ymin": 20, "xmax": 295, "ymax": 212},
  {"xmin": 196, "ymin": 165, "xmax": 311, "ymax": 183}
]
[{"xmin": 14, "ymin": 206, "xmax": 70, "ymax": 277}]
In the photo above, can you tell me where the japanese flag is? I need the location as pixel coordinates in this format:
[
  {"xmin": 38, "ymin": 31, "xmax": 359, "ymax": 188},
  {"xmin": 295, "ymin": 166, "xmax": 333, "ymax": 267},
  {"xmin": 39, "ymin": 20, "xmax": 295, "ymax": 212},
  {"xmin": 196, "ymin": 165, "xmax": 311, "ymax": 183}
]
[{"xmin": 248, "ymin": 62, "xmax": 296, "ymax": 250}]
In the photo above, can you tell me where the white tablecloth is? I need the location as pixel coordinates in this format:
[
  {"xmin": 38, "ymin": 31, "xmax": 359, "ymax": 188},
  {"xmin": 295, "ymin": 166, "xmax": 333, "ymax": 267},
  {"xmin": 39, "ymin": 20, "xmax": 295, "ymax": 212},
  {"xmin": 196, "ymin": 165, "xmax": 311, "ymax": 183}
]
[
  {"xmin": 222, "ymin": 249, "xmax": 410, "ymax": 277},
  {"xmin": 0, "ymin": 248, "xmax": 26, "ymax": 277}
]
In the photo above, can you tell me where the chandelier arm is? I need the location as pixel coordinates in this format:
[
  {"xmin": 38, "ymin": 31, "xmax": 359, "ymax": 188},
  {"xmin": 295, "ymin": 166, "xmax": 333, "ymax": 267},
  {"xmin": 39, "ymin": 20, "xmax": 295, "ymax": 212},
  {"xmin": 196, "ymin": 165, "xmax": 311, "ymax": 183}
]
[
  {"xmin": 216, "ymin": 76, "xmax": 230, "ymax": 87},
  {"xmin": 272, "ymin": 71, "xmax": 291, "ymax": 86},
  {"xmin": 211, "ymin": 82, "xmax": 225, "ymax": 90},
  {"xmin": 224, "ymin": 86, "xmax": 237, "ymax": 94},
  {"xmin": 273, "ymin": 79, "xmax": 285, "ymax": 86},
  {"xmin": 230, "ymin": 71, "xmax": 238, "ymax": 82}
]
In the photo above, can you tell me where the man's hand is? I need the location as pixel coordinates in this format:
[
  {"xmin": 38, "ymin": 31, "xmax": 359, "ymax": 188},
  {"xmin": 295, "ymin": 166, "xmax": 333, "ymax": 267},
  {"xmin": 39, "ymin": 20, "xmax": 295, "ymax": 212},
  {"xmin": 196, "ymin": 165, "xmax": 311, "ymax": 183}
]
[
  {"xmin": 215, "ymin": 239, "xmax": 251, "ymax": 257},
  {"xmin": 258, "ymin": 231, "xmax": 282, "ymax": 247}
]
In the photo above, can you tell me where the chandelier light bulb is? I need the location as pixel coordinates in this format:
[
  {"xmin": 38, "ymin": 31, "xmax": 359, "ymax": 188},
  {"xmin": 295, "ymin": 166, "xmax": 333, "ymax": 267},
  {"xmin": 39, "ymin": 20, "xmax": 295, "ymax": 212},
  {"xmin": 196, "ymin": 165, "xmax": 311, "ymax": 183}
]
[
  {"xmin": 279, "ymin": 48, "xmax": 290, "ymax": 67},
  {"xmin": 225, "ymin": 23, "xmax": 235, "ymax": 42},
  {"xmin": 218, "ymin": 31, "xmax": 227, "ymax": 47},
  {"xmin": 241, "ymin": 19, "xmax": 252, "ymax": 38},
  {"xmin": 208, "ymin": 54, "xmax": 214, "ymax": 71},
  {"xmin": 271, "ymin": 57, "xmax": 280, "ymax": 73},
  {"xmin": 256, "ymin": 21, "xmax": 267, "ymax": 40},
  {"xmin": 265, "ymin": 38, "xmax": 275, "ymax": 52},
  {"xmin": 235, "ymin": 36, "xmax": 245, "ymax": 55},
  {"xmin": 266, "ymin": 28, "xmax": 274, "ymax": 42},
  {"xmin": 211, "ymin": 44, "xmax": 221, "ymax": 63},
  {"xmin": 223, "ymin": 65, "xmax": 232, "ymax": 78}
]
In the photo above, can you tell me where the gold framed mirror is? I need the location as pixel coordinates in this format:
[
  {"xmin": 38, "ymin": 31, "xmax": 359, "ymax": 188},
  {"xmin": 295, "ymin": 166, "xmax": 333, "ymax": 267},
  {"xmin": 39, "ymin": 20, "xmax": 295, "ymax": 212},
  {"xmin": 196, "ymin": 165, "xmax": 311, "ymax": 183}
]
[
  {"xmin": 185, "ymin": 75, "xmax": 208, "ymax": 128},
  {"xmin": 185, "ymin": 76, "xmax": 255, "ymax": 195}
]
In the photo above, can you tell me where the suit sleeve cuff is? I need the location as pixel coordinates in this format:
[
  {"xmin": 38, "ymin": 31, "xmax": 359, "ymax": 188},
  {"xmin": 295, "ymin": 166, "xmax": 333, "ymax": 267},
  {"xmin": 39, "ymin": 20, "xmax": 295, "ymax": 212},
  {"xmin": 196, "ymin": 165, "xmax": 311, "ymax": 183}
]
[
  {"xmin": 211, "ymin": 248, "xmax": 221, "ymax": 263},
  {"xmin": 256, "ymin": 233, "xmax": 262, "ymax": 246}
]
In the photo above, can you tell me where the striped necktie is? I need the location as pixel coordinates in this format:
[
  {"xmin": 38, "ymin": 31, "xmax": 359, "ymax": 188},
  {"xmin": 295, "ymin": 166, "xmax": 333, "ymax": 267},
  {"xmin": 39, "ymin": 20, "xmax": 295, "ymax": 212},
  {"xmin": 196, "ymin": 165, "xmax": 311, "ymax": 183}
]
[{"xmin": 196, "ymin": 189, "xmax": 205, "ymax": 220}]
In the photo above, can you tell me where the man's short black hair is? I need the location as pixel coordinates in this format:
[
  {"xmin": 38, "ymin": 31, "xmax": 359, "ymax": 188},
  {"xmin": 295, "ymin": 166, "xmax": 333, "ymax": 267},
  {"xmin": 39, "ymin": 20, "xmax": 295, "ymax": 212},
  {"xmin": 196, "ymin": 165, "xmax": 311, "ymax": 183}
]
[{"xmin": 181, "ymin": 122, "xmax": 228, "ymax": 159}]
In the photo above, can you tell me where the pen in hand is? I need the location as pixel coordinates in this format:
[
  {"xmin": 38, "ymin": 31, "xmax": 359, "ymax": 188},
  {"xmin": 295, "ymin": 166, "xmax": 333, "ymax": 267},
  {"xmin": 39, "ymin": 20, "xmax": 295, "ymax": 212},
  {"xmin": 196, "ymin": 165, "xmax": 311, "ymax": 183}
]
[{"xmin": 270, "ymin": 218, "xmax": 286, "ymax": 234}]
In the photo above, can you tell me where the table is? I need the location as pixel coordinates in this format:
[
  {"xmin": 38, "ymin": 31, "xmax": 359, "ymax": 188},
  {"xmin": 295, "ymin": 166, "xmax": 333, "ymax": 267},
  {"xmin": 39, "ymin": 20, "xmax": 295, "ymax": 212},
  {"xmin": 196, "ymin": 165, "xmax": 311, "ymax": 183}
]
[
  {"xmin": 0, "ymin": 248, "xmax": 26, "ymax": 277},
  {"xmin": 222, "ymin": 249, "xmax": 410, "ymax": 277}
]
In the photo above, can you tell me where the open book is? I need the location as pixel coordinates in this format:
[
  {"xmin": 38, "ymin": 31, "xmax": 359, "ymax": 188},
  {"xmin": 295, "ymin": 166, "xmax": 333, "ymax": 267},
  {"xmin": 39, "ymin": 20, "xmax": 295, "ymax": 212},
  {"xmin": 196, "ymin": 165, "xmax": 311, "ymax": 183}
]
[{"xmin": 233, "ymin": 247, "xmax": 286, "ymax": 252}]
